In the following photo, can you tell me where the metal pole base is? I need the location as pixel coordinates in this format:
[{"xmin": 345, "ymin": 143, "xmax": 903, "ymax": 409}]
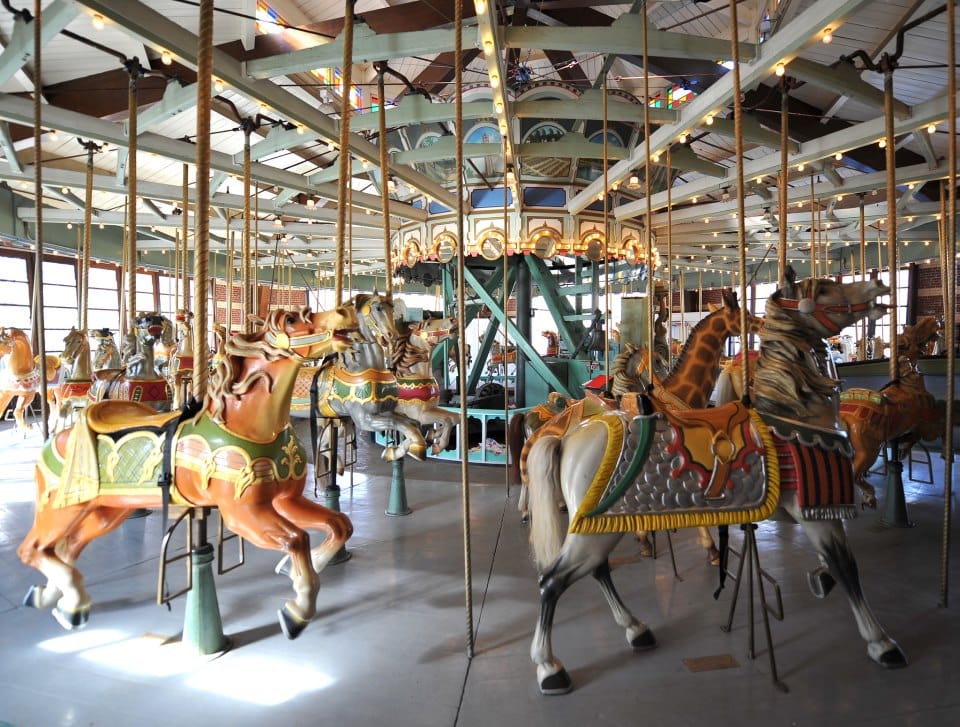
[
  {"xmin": 182, "ymin": 543, "xmax": 230, "ymax": 656},
  {"xmin": 324, "ymin": 484, "xmax": 352, "ymax": 564},
  {"xmin": 880, "ymin": 455, "xmax": 914, "ymax": 528},
  {"xmin": 386, "ymin": 458, "xmax": 412, "ymax": 516}
]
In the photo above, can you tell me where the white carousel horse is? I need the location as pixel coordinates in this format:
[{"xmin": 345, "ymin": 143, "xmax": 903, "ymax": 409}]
[
  {"xmin": 90, "ymin": 328, "xmax": 121, "ymax": 372},
  {"xmin": 90, "ymin": 313, "xmax": 173, "ymax": 411},
  {"xmin": 525, "ymin": 268, "xmax": 905, "ymax": 695},
  {"xmin": 393, "ymin": 316, "xmax": 460, "ymax": 455},
  {"xmin": 56, "ymin": 328, "xmax": 94, "ymax": 428}
]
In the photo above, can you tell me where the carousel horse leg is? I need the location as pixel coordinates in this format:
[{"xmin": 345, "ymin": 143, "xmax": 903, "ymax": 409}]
[
  {"xmin": 531, "ymin": 532, "xmax": 653, "ymax": 695},
  {"xmin": 272, "ymin": 496, "xmax": 353, "ymax": 574},
  {"xmin": 221, "ymin": 503, "xmax": 319, "ymax": 640},
  {"xmin": 14, "ymin": 393, "xmax": 32, "ymax": 432},
  {"xmin": 518, "ymin": 482, "xmax": 530, "ymax": 524},
  {"xmin": 784, "ymin": 497, "xmax": 907, "ymax": 668},
  {"xmin": 698, "ymin": 526, "xmax": 721, "ymax": 565}
]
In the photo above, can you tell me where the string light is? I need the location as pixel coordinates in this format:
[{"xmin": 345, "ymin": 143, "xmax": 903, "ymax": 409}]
[
  {"xmin": 214, "ymin": 78, "xmax": 225, "ymax": 93},
  {"xmin": 822, "ymin": 27, "xmax": 833, "ymax": 44},
  {"xmin": 775, "ymin": 62, "xmax": 785, "ymax": 77},
  {"xmin": 834, "ymin": 151, "xmax": 843, "ymax": 161},
  {"xmin": 161, "ymin": 50, "xmax": 173, "ymax": 66},
  {"xmin": 92, "ymin": 13, "xmax": 105, "ymax": 30},
  {"xmin": 927, "ymin": 123, "xmax": 937, "ymax": 134}
]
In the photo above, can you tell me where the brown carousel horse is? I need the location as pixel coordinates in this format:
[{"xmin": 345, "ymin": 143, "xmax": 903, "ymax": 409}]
[
  {"xmin": 542, "ymin": 330, "xmax": 560, "ymax": 357},
  {"xmin": 525, "ymin": 269, "xmax": 904, "ymax": 695},
  {"xmin": 839, "ymin": 316, "xmax": 944, "ymax": 508},
  {"xmin": 291, "ymin": 293, "xmax": 426, "ymax": 465},
  {"xmin": 90, "ymin": 313, "xmax": 173, "ymax": 411},
  {"xmin": 17, "ymin": 305, "xmax": 358, "ymax": 638},
  {"xmin": 0, "ymin": 326, "xmax": 63, "ymax": 432},
  {"xmin": 393, "ymin": 316, "xmax": 460, "ymax": 455}
]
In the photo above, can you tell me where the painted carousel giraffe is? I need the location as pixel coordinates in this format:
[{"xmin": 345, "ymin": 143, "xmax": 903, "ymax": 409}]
[{"xmin": 514, "ymin": 290, "xmax": 764, "ymax": 566}]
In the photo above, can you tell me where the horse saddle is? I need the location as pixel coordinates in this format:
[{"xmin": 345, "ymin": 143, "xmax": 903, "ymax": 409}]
[{"xmin": 85, "ymin": 400, "xmax": 182, "ymax": 436}]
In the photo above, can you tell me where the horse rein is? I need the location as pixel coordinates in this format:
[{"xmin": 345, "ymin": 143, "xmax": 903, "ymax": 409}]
[{"xmin": 775, "ymin": 296, "xmax": 874, "ymax": 337}]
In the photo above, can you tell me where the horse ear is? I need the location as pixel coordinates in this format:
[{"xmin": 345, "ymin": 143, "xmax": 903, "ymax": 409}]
[
  {"xmin": 247, "ymin": 313, "xmax": 265, "ymax": 328},
  {"xmin": 721, "ymin": 288, "xmax": 739, "ymax": 310},
  {"xmin": 778, "ymin": 265, "xmax": 799, "ymax": 298}
]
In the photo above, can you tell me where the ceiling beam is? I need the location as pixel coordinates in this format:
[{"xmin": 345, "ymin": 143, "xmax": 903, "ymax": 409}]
[
  {"xmin": 785, "ymin": 57, "xmax": 910, "ymax": 119},
  {"xmin": 0, "ymin": 0, "xmax": 79, "ymax": 87},
  {"xmin": 570, "ymin": 0, "xmax": 877, "ymax": 215},
  {"xmin": 76, "ymin": 0, "xmax": 459, "ymax": 212},
  {"xmin": 504, "ymin": 14, "xmax": 758, "ymax": 61},
  {"xmin": 0, "ymin": 120, "xmax": 22, "ymax": 173},
  {"xmin": 243, "ymin": 23, "xmax": 460, "ymax": 78},
  {"xmin": 0, "ymin": 91, "xmax": 428, "ymax": 221}
]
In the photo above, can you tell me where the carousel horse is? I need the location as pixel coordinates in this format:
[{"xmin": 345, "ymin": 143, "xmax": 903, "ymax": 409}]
[
  {"xmin": 487, "ymin": 340, "xmax": 517, "ymax": 377},
  {"xmin": 90, "ymin": 328, "xmax": 121, "ymax": 372},
  {"xmin": 56, "ymin": 328, "xmax": 94, "ymax": 428},
  {"xmin": 542, "ymin": 331, "xmax": 560, "ymax": 357},
  {"xmin": 152, "ymin": 316, "xmax": 177, "ymax": 378},
  {"xmin": 840, "ymin": 316, "xmax": 944, "ymax": 508},
  {"xmin": 17, "ymin": 305, "xmax": 358, "ymax": 638},
  {"xmin": 90, "ymin": 313, "xmax": 173, "ymax": 411},
  {"xmin": 291, "ymin": 293, "xmax": 427, "ymax": 465},
  {"xmin": 168, "ymin": 309, "xmax": 195, "ymax": 409},
  {"xmin": 393, "ymin": 316, "xmax": 460, "ymax": 455},
  {"xmin": 0, "ymin": 327, "xmax": 63, "ymax": 432},
  {"xmin": 525, "ymin": 268, "xmax": 904, "ymax": 695}
]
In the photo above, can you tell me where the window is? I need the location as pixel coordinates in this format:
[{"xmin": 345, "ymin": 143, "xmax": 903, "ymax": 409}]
[
  {"xmin": 87, "ymin": 265, "xmax": 121, "ymax": 335},
  {"xmin": 42, "ymin": 260, "xmax": 78, "ymax": 355},
  {"xmin": 0, "ymin": 253, "xmax": 30, "ymax": 330}
]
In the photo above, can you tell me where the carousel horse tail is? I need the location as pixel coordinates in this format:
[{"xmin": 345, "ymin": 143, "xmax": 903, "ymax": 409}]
[
  {"xmin": 527, "ymin": 434, "xmax": 565, "ymax": 570},
  {"xmin": 508, "ymin": 411, "xmax": 527, "ymax": 484}
]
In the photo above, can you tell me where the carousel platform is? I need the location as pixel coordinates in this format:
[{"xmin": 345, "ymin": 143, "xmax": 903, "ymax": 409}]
[{"xmin": 0, "ymin": 417, "xmax": 958, "ymax": 726}]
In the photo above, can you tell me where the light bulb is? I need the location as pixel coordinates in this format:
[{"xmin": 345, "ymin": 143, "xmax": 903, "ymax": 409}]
[
  {"xmin": 878, "ymin": 138, "xmax": 886, "ymax": 148},
  {"xmin": 475, "ymin": 0, "xmax": 487, "ymax": 13},
  {"xmin": 161, "ymin": 50, "xmax": 172, "ymax": 66},
  {"xmin": 297, "ymin": 124, "xmax": 305, "ymax": 135},
  {"xmin": 494, "ymin": 101, "xmax": 504, "ymax": 113},
  {"xmin": 92, "ymin": 14, "xmax": 104, "ymax": 30},
  {"xmin": 705, "ymin": 114, "xmax": 714, "ymax": 126},
  {"xmin": 775, "ymin": 62, "xmax": 785, "ymax": 77},
  {"xmin": 822, "ymin": 28, "xmax": 833, "ymax": 44},
  {"xmin": 489, "ymin": 73, "xmax": 500, "ymax": 89},
  {"xmin": 679, "ymin": 132, "xmax": 688, "ymax": 144},
  {"xmin": 834, "ymin": 151, "xmax": 842, "ymax": 161},
  {"xmin": 927, "ymin": 123, "xmax": 937, "ymax": 134},
  {"xmin": 214, "ymin": 78, "xmax": 225, "ymax": 93},
  {"xmin": 48, "ymin": 129, "xmax": 59, "ymax": 141},
  {"xmin": 797, "ymin": 162, "xmax": 805, "ymax": 171}
]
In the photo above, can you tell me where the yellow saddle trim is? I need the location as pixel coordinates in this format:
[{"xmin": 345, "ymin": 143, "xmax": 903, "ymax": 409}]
[{"xmin": 85, "ymin": 400, "xmax": 181, "ymax": 435}]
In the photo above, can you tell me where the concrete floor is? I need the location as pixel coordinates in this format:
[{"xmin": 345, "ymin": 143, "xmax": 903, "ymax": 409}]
[{"xmin": 0, "ymin": 418, "xmax": 958, "ymax": 727}]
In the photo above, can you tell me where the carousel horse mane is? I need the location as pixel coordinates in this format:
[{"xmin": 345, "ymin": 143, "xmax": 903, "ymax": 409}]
[{"xmin": 208, "ymin": 307, "xmax": 311, "ymax": 423}]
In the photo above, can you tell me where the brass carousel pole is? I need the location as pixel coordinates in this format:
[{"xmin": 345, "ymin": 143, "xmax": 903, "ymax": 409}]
[
  {"xmin": 666, "ymin": 146, "xmax": 673, "ymax": 368},
  {"xmin": 31, "ymin": 0, "xmax": 48, "ymax": 439},
  {"xmin": 859, "ymin": 194, "xmax": 867, "ymax": 360},
  {"xmin": 334, "ymin": 1, "xmax": 356, "ymax": 305},
  {"xmin": 125, "ymin": 59, "xmax": 140, "ymax": 340},
  {"xmin": 939, "ymin": 0, "xmax": 956, "ymax": 607},
  {"xmin": 454, "ymin": 0, "xmax": 475, "ymax": 658},
  {"xmin": 602, "ymin": 76, "xmax": 611, "ymax": 383},
  {"xmin": 377, "ymin": 63, "xmax": 409, "ymax": 517},
  {"xmin": 724, "ymin": 0, "xmax": 785, "ymax": 692},
  {"xmin": 641, "ymin": 0, "xmax": 654, "ymax": 376},
  {"xmin": 182, "ymin": 0, "xmax": 229, "ymax": 656},
  {"xmin": 778, "ymin": 79, "xmax": 789, "ymax": 279},
  {"xmin": 181, "ymin": 163, "xmax": 190, "ymax": 312},
  {"xmin": 879, "ymin": 50, "xmax": 909, "ymax": 527},
  {"xmin": 242, "ymin": 120, "xmax": 253, "ymax": 332}
]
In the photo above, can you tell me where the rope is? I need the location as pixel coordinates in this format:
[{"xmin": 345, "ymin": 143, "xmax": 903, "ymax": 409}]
[
  {"xmin": 859, "ymin": 194, "xmax": 867, "ymax": 360},
  {"xmin": 227, "ymin": 228, "xmax": 235, "ymax": 333},
  {"xmin": 81, "ymin": 142, "xmax": 95, "ymax": 332},
  {"xmin": 728, "ymin": 0, "xmax": 749, "ymax": 401},
  {"xmin": 778, "ymin": 80, "xmax": 789, "ymax": 278},
  {"xmin": 242, "ymin": 121, "xmax": 253, "ymax": 332},
  {"xmin": 642, "ymin": 3, "xmax": 654, "ymax": 371},
  {"xmin": 126, "ymin": 61, "xmax": 139, "ymax": 334},
  {"xmin": 182, "ymin": 162, "xmax": 190, "ymax": 311},
  {"xmin": 666, "ymin": 145, "xmax": 672, "ymax": 368},
  {"xmin": 939, "ymin": 0, "xmax": 955, "ymax": 609},
  {"xmin": 454, "ymin": 0, "xmax": 474, "ymax": 659},
  {"xmin": 192, "ymin": 0, "xmax": 213, "ymax": 403},
  {"xmin": 602, "ymin": 76, "xmax": 610, "ymax": 381},
  {"xmin": 32, "ymin": 0, "xmax": 48, "ymax": 439},
  {"xmin": 375, "ymin": 64, "xmax": 393, "ymax": 297},
  {"xmin": 334, "ymin": 0, "xmax": 356, "ymax": 304},
  {"xmin": 883, "ymin": 59, "xmax": 899, "ymax": 380}
]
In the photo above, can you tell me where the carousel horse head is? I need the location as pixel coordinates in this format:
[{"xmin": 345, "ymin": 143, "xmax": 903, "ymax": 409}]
[
  {"xmin": 771, "ymin": 266, "xmax": 889, "ymax": 338},
  {"xmin": 60, "ymin": 328, "xmax": 88, "ymax": 366},
  {"xmin": 353, "ymin": 292, "xmax": 398, "ymax": 353},
  {"xmin": 134, "ymin": 312, "xmax": 169, "ymax": 347},
  {"xmin": 408, "ymin": 315, "xmax": 458, "ymax": 348}
]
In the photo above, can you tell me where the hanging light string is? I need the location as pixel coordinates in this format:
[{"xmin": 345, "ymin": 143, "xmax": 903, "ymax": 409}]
[
  {"xmin": 191, "ymin": 0, "xmax": 213, "ymax": 403},
  {"xmin": 454, "ymin": 0, "xmax": 474, "ymax": 659},
  {"xmin": 728, "ymin": 0, "xmax": 749, "ymax": 401},
  {"xmin": 32, "ymin": 0, "xmax": 49, "ymax": 439},
  {"xmin": 334, "ymin": 0, "xmax": 356, "ymax": 305}
]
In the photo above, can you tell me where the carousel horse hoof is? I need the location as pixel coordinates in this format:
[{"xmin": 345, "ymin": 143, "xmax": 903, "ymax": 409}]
[
  {"xmin": 52, "ymin": 606, "xmax": 89, "ymax": 631},
  {"xmin": 875, "ymin": 643, "xmax": 908, "ymax": 669},
  {"xmin": 707, "ymin": 546, "xmax": 721, "ymax": 566},
  {"xmin": 635, "ymin": 537, "xmax": 653, "ymax": 558},
  {"xmin": 538, "ymin": 668, "xmax": 573, "ymax": 696},
  {"xmin": 806, "ymin": 567, "xmax": 836, "ymax": 599},
  {"xmin": 630, "ymin": 628, "xmax": 657, "ymax": 651},
  {"xmin": 22, "ymin": 585, "xmax": 44, "ymax": 609},
  {"xmin": 278, "ymin": 606, "xmax": 308, "ymax": 640}
]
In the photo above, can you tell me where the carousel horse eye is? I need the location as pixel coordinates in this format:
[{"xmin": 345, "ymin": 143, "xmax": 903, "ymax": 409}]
[{"xmin": 286, "ymin": 315, "xmax": 296, "ymax": 326}]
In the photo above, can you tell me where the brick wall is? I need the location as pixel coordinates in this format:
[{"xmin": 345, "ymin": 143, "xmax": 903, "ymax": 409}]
[{"xmin": 914, "ymin": 260, "xmax": 959, "ymax": 319}]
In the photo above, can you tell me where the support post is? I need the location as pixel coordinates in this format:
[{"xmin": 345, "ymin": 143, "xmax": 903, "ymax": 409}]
[
  {"xmin": 324, "ymin": 422, "xmax": 352, "ymax": 563},
  {"xmin": 880, "ymin": 438, "xmax": 914, "ymax": 527},
  {"xmin": 182, "ymin": 509, "xmax": 229, "ymax": 655},
  {"xmin": 386, "ymin": 454, "xmax": 412, "ymax": 516}
]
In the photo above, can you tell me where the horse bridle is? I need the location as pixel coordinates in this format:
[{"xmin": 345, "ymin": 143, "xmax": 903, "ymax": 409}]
[
  {"xmin": 412, "ymin": 321, "xmax": 455, "ymax": 344},
  {"xmin": 776, "ymin": 295, "xmax": 874, "ymax": 336},
  {"xmin": 265, "ymin": 329, "xmax": 334, "ymax": 361}
]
